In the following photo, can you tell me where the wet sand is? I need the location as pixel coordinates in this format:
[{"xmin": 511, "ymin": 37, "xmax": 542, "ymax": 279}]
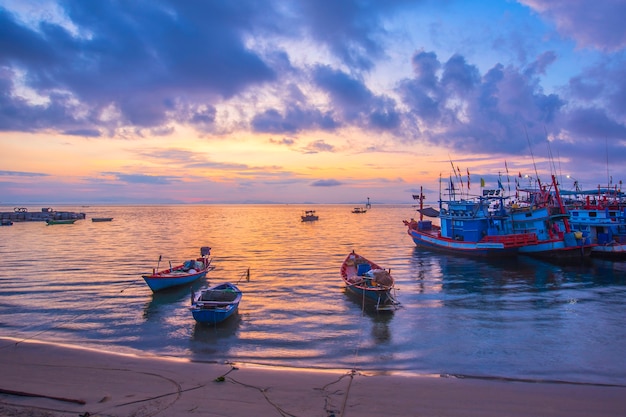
[{"xmin": 1, "ymin": 337, "xmax": 625, "ymax": 417}]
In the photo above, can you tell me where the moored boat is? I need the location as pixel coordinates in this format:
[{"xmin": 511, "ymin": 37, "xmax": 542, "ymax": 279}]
[
  {"xmin": 142, "ymin": 246, "xmax": 214, "ymax": 292},
  {"xmin": 190, "ymin": 282, "xmax": 242, "ymax": 324},
  {"xmin": 46, "ymin": 219, "xmax": 77, "ymax": 225},
  {"xmin": 352, "ymin": 207, "xmax": 367, "ymax": 214},
  {"xmin": 340, "ymin": 251, "xmax": 399, "ymax": 311},
  {"xmin": 301, "ymin": 210, "xmax": 319, "ymax": 222},
  {"xmin": 404, "ymin": 186, "xmax": 537, "ymax": 258},
  {"xmin": 512, "ymin": 175, "xmax": 595, "ymax": 260},
  {"xmin": 567, "ymin": 192, "xmax": 626, "ymax": 259}
]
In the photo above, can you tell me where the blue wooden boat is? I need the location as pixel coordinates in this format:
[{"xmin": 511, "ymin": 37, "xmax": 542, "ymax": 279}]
[
  {"xmin": 190, "ymin": 282, "xmax": 242, "ymax": 324},
  {"xmin": 142, "ymin": 247, "xmax": 214, "ymax": 292},
  {"xmin": 340, "ymin": 251, "xmax": 399, "ymax": 311}
]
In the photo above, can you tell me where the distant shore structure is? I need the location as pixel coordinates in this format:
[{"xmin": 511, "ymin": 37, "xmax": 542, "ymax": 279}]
[{"xmin": 0, "ymin": 207, "xmax": 86, "ymax": 222}]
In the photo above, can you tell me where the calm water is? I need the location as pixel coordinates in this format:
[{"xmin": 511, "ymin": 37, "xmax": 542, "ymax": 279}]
[{"xmin": 1, "ymin": 204, "xmax": 625, "ymax": 385}]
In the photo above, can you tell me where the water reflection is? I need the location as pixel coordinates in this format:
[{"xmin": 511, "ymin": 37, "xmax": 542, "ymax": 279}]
[
  {"xmin": 343, "ymin": 289, "xmax": 394, "ymax": 344},
  {"xmin": 143, "ymin": 278, "xmax": 208, "ymax": 320},
  {"xmin": 191, "ymin": 313, "xmax": 241, "ymax": 342}
]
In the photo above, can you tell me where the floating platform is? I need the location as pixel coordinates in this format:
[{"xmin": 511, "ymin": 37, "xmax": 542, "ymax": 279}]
[{"xmin": 0, "ymin": 207, "xmax": 86, "ymax": 223}]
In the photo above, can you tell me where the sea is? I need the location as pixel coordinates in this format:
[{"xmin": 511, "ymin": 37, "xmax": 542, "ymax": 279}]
[{"xmin": 1, "ymin": 204, "xmax": 625, "ymax": 385}]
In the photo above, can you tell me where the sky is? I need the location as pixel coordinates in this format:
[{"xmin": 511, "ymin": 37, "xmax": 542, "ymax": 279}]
[{"xmin": 1, "ymin": 0, "xmax": 626, "ymax": 204}]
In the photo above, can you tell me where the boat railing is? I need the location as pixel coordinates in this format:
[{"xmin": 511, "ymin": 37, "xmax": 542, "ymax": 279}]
[{"xmin": 480, "ymin": 232, "xmax": 538, "ymax": 247}]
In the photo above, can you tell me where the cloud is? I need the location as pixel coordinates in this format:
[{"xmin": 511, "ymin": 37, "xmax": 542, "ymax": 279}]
[
  {"xmin": 310, "ymin": 178, "xmax": 342, "ymax": 187},
  {"xmin": 107, "ymin": 172, "xmax": 178, "ymax": 185},
  {"xmin": 0, "ymin": 170, "xmax": 48, "ymax": 177},
  {"xmin": 521, "ymin": 0, "xmax": 626, "ymax": 51}
]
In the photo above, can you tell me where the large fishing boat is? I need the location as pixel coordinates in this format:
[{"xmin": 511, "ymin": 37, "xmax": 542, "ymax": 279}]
[
  {"xmin": 565, "ymin": 188, "xmax": 626, "ymax": 259},
  {"xmin": 512, "ymin": 175, "xmax": 595, "ymax": 260},
  {"xmin": 404, "ymin": 186, "xmax": 538, "ymax": 258}
]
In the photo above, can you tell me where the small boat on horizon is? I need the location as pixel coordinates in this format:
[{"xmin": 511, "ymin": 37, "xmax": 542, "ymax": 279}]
[
  {"xmin": 92, "ymin": 217, "xmax": 114, "ymax": 222},
  {"xmin": 142, "ymin": 247, "xmax": 214, "ymax": 292},
  {"xmin": 190, "ymin": 282, "xmax": 242, "ymax": 324},
  {"xmin": 352, "ymin": 207, "xmax": 367, "ymax": 214},
  {"xmin": 301, "ymin": 210, "xmax": 319, "ymax": 222},
  {"xmin": 340, "ymin": 251, "xmax": 399, "ymax": 311}
]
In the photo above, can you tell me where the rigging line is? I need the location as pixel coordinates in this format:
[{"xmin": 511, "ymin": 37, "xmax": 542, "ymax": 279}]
[{"xmin": 524, "ymin": 124, "xmax": 540, "ymax": 184}]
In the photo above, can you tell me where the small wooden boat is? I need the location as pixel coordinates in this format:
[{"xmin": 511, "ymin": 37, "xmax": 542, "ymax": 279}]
[
  {"xmin": 142, "ymin": 247, "xmax": 214, "ymax": 292},
  {"xmin": 352, "ymin": 207, "xmax": 367, "ymax": 214},
  {"xmin": 46, "ymin": 219, "xmax": 77, "ymax": 225},
  {"xmin": 190, "ymin": 282, "xmax": 242, "ymax": 324},
  {"xmin": 340, "ymin": 251, "xmax": 399, "ymax": 311},
  {"xmin": 301, "ymin": 210, "xmax": 319, "ymax": 222},
  {"xmin": 92, "ymin": 217, "xmax": 113, "ymax": 222}
]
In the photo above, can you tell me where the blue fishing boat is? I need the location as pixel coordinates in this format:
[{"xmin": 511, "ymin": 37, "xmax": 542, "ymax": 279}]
[
  {"xmin": 340, "ymin": 251, "xmax": 399, "ymax": 311},
  {"xmin": 142, "ymin": 247, "xmax": 214, "ymax": 292},
  {"xmin": 566, "ymin": 192, "xmax": 626, "ymax": 259},
  {"xmin": 404, "ymin": 186, "xmax": 538, "ymax": 257},
  {"xmin": 512, "ymin": 175, "xmax": 595, "ymax": 260},
  {"xmin": 190, "ymin": 282, "xmax": 242, "ymax": 324}
]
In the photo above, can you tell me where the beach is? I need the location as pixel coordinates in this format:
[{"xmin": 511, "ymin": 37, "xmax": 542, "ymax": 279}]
[{"xmin": 1, "ymin": 338, "xmax": 625, "ymax": 417}]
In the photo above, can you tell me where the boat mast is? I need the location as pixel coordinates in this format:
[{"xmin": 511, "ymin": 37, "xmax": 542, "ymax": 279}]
[{"xmin": 552, "ymin": 174, "xmax": 571, "ymax": 233}]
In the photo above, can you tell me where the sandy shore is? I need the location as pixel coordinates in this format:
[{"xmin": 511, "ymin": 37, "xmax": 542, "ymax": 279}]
[{"xmin": 1, "ymin": 338, "xmax": 625, "ymax": 417}]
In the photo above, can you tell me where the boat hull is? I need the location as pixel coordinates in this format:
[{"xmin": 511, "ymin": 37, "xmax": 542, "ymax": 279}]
[
  {"xmin": 143, "ymin": 269, "xmax": 209, "ymax": 292},
  {"xmin": 190, "ymin": 283, "xmax": 242, "ymax": 324},
  {"xmin": 143, "ymin": 249, "xmax": 213, "ymax": 292},
  {"xmin": 46, "ymin": 219, "xmax": 77, "ymax": 225},
  {"xmin": 408, "ymin": 229, "xmax": 519, "ymax": 258}
]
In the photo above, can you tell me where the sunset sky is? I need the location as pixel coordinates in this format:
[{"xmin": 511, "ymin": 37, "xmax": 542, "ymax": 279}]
[{"xmin": 1, "ymin": 0, "xmax": 625, "ymax": 204}]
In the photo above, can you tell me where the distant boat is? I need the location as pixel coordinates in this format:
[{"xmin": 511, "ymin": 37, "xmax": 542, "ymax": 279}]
[
  {"xmin": 142, "ymin": 247, "xmax": 214, "ymax": 292},
  {"xmin": 92, "ymin": 217, "xmax": 113, "ymax": 222},
  {"xmin": 352, "ymin": 207, "xmax": 367, "ymax": 214},
  {"xmin": 301, "ymin": 210, "xmax": 319, "ymax": 222},
  {"xmin": 340, "ymin": 251, "xmax": 399, "ymax": 311},
  {"xmin": 190, "ymin": 282, "xmax": 242, "ymax": 324},
  {"xmin": 46, "ymin": 219, "xmax": 77, "ymax": 225}
]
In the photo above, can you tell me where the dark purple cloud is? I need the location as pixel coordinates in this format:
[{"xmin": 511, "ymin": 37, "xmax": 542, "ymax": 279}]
[
  {"xmin": 311, "ymin": 179, "xmax": 342, "ymax": 187},
  {"xmin": 397, "ymin": 50, "xmax": 566, "ymax": 154}
]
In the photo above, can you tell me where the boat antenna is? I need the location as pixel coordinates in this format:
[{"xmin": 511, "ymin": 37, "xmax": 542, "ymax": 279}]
[
  {"xmin": 606, "ymin": 136, "xmax": 611, "ymax": 189},
  {"xmin": 524, "ymin": 124, "xmax": 540, "ymax": 187}
]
